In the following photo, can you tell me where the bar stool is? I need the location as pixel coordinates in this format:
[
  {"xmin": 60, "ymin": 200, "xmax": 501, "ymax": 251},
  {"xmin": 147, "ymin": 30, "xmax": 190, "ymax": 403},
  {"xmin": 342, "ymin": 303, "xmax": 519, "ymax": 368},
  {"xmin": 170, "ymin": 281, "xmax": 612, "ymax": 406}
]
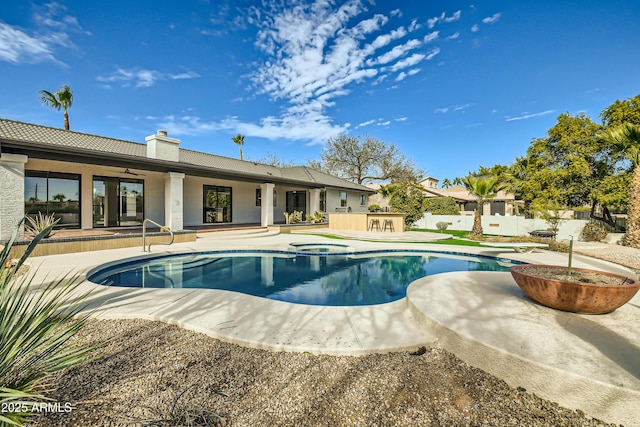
[
  {"xmin": 368, "ymin": 218, "xmax": 381, "ymax": 231},
  {"xmin": 382, "ymin": 219, "xmax": 395, "ymax": 232}
]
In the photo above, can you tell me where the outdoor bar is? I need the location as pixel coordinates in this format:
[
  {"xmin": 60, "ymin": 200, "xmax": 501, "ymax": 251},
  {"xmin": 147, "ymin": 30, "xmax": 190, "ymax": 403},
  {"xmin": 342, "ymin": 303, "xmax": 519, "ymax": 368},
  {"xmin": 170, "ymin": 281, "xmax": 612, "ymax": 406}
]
[{"xmin": 328, "ymin": 212, "xmax": 406, "ymax": 233}]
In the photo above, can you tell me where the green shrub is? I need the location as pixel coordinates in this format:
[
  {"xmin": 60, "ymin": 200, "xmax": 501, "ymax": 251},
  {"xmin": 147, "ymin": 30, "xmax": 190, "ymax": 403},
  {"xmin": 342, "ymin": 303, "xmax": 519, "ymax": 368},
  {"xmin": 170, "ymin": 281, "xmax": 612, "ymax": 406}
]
[
  {"xmin": 581, "ymin": 223, "xmax": 608, "ymax": 242},
  {"xmin": 424, "ymin": 197, "xmax": 459, "ymax": 215},
  {"xmin": 0, "ymin": 219, "xmax": 94, "ymax": 426},
  {"xmin": 436, "ymin": 221, "xmax": 449, "ymax": 232},
  {"xmin": 368, "ymin": 204, "xmax": 382, "ymax": 212}
]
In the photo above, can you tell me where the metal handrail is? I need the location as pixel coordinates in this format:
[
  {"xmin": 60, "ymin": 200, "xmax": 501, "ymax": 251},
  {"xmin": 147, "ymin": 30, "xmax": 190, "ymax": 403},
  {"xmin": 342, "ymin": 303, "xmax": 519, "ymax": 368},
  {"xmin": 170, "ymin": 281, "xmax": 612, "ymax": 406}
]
[{"xmin": 142, "ymin": 218, "xmax": 174, "ymax": 252}]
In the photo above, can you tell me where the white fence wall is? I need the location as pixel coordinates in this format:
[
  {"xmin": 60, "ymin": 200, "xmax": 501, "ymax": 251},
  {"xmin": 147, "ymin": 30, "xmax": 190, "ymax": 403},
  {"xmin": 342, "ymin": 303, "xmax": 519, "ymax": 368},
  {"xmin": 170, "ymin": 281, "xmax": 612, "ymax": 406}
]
[{"xmin": 415, "ymin": 214, "xmax": 589, "ymax": 240}]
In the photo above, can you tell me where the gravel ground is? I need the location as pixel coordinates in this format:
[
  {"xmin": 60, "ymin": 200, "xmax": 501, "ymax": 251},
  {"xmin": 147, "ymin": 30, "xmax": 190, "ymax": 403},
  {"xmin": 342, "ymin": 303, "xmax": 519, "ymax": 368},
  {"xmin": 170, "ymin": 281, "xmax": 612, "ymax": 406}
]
[
  {"xmin": 31, "ymin": 319, "xmax": 616, "ymax": 427},
  {"xmin": 30, "ymin": 245, "xmax": 637, "ymax": 427}
]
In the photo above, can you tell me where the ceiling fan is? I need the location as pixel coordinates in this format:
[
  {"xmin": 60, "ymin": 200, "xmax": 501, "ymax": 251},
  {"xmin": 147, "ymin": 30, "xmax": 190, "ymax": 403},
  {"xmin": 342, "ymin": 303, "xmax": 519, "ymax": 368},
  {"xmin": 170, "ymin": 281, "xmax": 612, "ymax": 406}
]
[{"xmin": 108, "ymin": 168, "xmax": 146, "ymax": 177}]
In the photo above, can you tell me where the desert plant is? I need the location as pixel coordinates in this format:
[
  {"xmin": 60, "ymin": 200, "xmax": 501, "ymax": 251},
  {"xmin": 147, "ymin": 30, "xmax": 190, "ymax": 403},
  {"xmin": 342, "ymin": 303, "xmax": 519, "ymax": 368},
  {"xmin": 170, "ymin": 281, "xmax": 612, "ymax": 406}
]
[
  {"xmin": 127, "ymin": 384, "xmax": 227, "ymax": 426},
  {"xmin": 306, "ymin": 211, "xmax": 325, "ymax": 223},
  {"xmin": 283, "ymin": 210, "xmax": 304, "ymax": 224},
  {"xmin": 581, "ymin": 223, "xmax": 609, "ymax": 242},
  {"xmin": 368, "ymin": 204, "xmax": 382, "ymax": 212},
  {"xmin": 0, "ymin": 219, "xmax": 94, "ymax": 426},
  {"xmin": 436, "ymin": 221, "xmax": 449, "ymax": 232},
  {"xmin": 25, "ymin": 213, "xmax": 59, "ymax": 238}
]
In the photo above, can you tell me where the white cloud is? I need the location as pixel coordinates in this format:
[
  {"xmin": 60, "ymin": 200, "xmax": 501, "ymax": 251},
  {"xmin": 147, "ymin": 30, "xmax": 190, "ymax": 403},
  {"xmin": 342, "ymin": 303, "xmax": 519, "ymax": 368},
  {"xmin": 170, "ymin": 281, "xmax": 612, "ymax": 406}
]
[
  {"xmin": 482, "ymin": 13, "xmax": 502, "ymax": 24},
  {"xmin": 447, "ymin": 32, "xmax": 460, "ymax": 40},
  {"xmin": 220, "ymin": 0, "xmax": 447, "ymax": 142},
  {"xmin": 505, "ymin": 110, "xmax": 555, "ymax": 121},
  {"xmin": 471, "ymin": 24, "xmax": 480, "ymax": 32},
  {"xmin": 356, "ymin": 119, "xmax": 376, "ymax": 128},
  {"xmin": 390, "ymin": 53, "xmax": 425, "ymax": 71},
  {"xmin": 377, "ymin": 120, "xmax": 391, "ymax": 126},
  {"xmin": 423, "ymin": 31, "xmax": 439, "ymax": 43},
  {"xmin": 97, "ymin": 67, "xmax": 200, "ymax": 88},
  {"xmin": 395, "ymin": 117, "xmax": 408, "ymax": 122},
  {"xmin": 425, "ymin": 48, "xmax": 441, "ymax": 60},
  {"xmin": 0, "ymin": 2, "xmax": 88, "ymax": 65},
  {"xmin": 427, "ymin": 10, "xmax": 462, "ymax": 29},
  {"xmin": 435, "ymin": 103, "xmax": 471, "ymax": 113}
]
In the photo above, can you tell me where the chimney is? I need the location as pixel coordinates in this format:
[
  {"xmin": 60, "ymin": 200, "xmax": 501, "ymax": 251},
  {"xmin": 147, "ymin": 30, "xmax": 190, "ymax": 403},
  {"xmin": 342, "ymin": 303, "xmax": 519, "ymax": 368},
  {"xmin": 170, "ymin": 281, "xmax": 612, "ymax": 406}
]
[{"xmin": 145, "ymin": 130, "xmax": 180, "ymax": 162}]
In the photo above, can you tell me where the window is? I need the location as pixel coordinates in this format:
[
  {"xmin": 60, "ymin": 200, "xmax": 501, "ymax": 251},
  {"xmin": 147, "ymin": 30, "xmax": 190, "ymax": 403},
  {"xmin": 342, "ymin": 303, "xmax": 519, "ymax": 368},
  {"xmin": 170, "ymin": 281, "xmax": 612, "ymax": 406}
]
[
  {"xmin": 93, "ymin": 177, "xmax": 144, "ymax": 227},
  {"xmin": 25, "ymin": 171, "xmax": 80, "ymax": 228},
  {"xmin": 340, "ymin": 191, "xmax": 347, "ymax": 207},
  {"xmin": 256, "ymin": 188, "xmax": 277, "ymax": 207},
  {"xmin": 204, "ymin": 185, "xmax": 232, "ymax": 223},
  {"xmin": 319, "ymin": 189, "xmax": 326, "ymax": 212},
  {"xmin": 360, "ymin": 194, "xmax": 367, "ymax": 206}
]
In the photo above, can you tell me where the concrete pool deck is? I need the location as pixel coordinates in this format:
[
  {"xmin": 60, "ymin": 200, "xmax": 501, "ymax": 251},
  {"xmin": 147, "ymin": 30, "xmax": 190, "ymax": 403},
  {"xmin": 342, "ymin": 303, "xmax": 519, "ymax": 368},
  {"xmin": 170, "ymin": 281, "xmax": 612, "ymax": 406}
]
[{"xmin": 24, "ymin": 230, "xmax": 640, "ymax": 426}]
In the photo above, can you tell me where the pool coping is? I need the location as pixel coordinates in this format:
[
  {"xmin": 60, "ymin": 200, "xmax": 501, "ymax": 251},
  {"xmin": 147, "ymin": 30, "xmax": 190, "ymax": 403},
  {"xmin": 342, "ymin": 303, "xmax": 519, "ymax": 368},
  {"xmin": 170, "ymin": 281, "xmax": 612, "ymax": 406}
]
[{"xmin": 25, "ymin": 232, "xmax": 640, "ymax": 426}]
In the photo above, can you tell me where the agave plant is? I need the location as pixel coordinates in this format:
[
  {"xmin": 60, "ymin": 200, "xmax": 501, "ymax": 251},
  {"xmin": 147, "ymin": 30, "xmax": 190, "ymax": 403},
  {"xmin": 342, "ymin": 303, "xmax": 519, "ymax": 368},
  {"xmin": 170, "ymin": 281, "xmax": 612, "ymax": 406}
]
[
  {"xmin": 25, "ymin": 213, "xmax": 59, "ymax": 238},
  {"xmin": 0, "ymin": 219, "xmax": 94, "ymax": 426}
]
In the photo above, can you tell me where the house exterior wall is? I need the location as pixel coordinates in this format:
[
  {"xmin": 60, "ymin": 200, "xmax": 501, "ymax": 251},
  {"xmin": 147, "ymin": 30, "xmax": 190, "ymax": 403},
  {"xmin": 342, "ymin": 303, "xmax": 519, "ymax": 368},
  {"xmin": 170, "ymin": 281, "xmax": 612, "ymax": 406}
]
[
  {"xmin": 8, "ymin": 157, "xmax": 373, "ymax": 234},
  {"xmin": 183, "ymin": 176, "xmax": 262, "ymax": 225},
  {"xmin": 0, "ymin": 153, "xmax": 28, "ymax": 240},
  {"xmin": 325, "ymin": 189, "xmax": 369, "ymax": 213},
  {"xmin": 23, "ymin": 158, "xmax": 167, "ymax": 229}
]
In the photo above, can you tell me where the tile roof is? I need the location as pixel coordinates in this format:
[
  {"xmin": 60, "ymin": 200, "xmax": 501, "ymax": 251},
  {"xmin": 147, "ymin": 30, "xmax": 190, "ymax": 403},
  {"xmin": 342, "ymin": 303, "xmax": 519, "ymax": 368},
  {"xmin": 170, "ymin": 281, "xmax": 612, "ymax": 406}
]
[{"xmin": 0, "ymin": 118, "xmax": 372, "ymax": 192}]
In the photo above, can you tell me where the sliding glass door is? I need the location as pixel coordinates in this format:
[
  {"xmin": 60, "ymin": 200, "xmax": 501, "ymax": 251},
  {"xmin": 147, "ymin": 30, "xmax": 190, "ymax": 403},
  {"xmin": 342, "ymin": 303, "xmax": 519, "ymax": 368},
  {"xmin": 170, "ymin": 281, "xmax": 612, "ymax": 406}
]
[
  {"xmin": 203, "ymin": 185, "xmax": 232, "ymax": 223},
  {"xmin": 93, "ymin": 177, "xmax": 144, "ymax": 227}
]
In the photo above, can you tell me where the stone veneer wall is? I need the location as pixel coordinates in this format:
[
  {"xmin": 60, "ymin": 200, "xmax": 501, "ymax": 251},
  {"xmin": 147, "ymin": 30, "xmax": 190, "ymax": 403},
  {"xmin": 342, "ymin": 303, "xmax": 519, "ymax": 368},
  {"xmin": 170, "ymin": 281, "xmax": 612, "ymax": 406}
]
[{"xmin": 0, "ymin": 153, "xmax": 28, "ymax": 241}]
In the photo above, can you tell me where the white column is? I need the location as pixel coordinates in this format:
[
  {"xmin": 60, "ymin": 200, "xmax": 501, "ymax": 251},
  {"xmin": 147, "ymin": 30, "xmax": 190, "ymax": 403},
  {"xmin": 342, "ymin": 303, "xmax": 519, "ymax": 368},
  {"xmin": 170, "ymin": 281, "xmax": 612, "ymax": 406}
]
[
  {"xmin": 309, "ymin": 188, "xmax": 321, "ymax": 214},
  {"xmin": 0, "ymin": 153, "xmax": 28, "ymax": 241},
  {"xmin": 165, "ymin": 172, "xmax": 185, "ymax": 231},
  {"xmin": 260, "ymin": 183, "xmax": 274, "ymax": 226}
]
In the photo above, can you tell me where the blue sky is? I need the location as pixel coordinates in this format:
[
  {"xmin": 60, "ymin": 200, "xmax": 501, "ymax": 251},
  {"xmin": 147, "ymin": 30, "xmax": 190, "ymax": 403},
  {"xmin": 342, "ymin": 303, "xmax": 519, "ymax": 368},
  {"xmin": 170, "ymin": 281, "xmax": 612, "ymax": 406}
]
[{"xmin": 2, "ymin": 1, "xmax": 639, "ymax": 184}]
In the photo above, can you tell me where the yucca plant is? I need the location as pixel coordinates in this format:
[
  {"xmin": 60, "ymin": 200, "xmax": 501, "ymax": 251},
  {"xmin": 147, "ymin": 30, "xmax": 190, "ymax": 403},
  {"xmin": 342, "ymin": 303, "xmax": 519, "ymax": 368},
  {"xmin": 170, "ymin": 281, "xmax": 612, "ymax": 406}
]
[
  {"xmin": 25, "ymin": 213, "xmax": 58, "ymax": 238},
  {"xmin": 0, "ymin": 219, "xmax": 94, "ymax": 426}
]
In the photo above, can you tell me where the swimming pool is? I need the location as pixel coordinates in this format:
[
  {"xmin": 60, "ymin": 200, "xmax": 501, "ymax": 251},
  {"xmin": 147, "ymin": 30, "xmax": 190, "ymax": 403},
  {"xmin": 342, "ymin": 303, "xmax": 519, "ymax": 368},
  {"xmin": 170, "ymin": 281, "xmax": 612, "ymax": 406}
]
[{"xmin": 88, "ymin": 250, "xmax": 518, "ymax": 306}]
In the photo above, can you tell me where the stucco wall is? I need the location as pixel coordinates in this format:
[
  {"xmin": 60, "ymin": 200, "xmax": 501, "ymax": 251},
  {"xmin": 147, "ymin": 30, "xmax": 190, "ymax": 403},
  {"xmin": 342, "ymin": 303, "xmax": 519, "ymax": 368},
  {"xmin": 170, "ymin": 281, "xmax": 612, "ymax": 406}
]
[
  {"xmin": 183, "ymin": 176, "xmax": 262, "ymax": 225},
  {"xmin": 325, "ymin": 189, "xmax": 369, "ymax": 213},
  {"xmin": 415, "ymin": 213, "xmax": 589, "ymax": 240}
]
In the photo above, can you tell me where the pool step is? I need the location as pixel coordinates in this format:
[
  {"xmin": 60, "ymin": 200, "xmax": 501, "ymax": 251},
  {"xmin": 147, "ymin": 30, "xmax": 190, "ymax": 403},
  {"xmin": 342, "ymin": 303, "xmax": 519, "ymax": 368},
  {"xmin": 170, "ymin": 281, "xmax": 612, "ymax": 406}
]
[{"xmin": 207, "ymin": 228, "xmax": 280, "ymax": 240}]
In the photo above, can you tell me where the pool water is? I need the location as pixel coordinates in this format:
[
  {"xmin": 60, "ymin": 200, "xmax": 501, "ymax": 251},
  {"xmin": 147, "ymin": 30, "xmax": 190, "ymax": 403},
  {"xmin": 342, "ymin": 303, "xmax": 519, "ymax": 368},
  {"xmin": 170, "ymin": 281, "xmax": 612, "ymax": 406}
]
[{"xmin": 88, "ymin": 251, "xmax": 517, "ymax": 306}]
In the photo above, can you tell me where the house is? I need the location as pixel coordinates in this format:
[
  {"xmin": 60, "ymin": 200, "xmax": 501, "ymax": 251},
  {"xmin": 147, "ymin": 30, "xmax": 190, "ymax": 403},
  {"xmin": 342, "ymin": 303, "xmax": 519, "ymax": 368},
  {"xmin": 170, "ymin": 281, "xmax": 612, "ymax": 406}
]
[
  {"xmin": 368, "ymin": 176, "xmax": 519, "ymax": 216},
  {"xmin": 0, "ymin": 119, "xmax": 375, "ymax": 240}
]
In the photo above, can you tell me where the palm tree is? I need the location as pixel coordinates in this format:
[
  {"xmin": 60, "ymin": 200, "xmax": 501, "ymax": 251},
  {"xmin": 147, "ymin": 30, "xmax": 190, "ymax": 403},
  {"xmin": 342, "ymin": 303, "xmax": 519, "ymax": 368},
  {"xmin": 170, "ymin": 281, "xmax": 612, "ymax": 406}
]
[
  {"xmin": 231, "ymin": 134, "xmax": 245, "ymax": 160},
  {"xmin": 440, "ymin": 178, "xmax": 452, "ymax": 189},
  {"xmin": 462, "ymin": 175, "xmax": 506, "ymax": 237},
  {"xmin": 504, "ymin": 156, "xmax": 537, "ymax": 218},
  {"xmin": 601, "ymin": 123, "xmax": 640, "ymax": 248},
  {"xmin": 38, "ymin": 85, "xmax": 73, "ymax": 130}
]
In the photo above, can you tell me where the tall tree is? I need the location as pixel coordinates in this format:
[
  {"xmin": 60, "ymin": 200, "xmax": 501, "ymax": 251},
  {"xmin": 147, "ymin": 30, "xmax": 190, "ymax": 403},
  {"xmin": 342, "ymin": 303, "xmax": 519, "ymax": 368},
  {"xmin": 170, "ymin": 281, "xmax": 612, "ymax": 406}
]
[
  {"xmin": 600, "ymin": 94, "xmax": 640, "ymax": 128},
  {"xmin": 601, "ymin": 124, "xmax": 640, "ymax": 247},
  {"xmin": 231, "ymin": 134, "xmax": 245, "ymax": 160},
  {"xmin": 378, "ymin": 182, "xmax": 427, "ymax": 227},
  {"xmin": 38, "ymin": 85, "xmax": 73, "ymax": 130},
  {"xmin": 318, "ymin": 134, "xmax": 422, "ymax": 184},
  {"xmin": 462, "ymin": 175, "xmax": 505, "ymax": 237},
  {"xmin": 440, "ymin": 178, "xmax": 452, "ymax": 189}
]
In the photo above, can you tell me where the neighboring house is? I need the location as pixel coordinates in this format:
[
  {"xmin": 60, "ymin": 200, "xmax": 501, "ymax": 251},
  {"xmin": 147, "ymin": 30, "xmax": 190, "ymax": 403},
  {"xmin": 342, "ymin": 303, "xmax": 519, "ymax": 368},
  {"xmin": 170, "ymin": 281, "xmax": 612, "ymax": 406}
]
[
  {"xmin": 368, "ymin": 177, "xmax": 519, "ymax": 216},
  {"xmin": 0, "ymin": 119, "xmax": 374, "ymax": 240}
]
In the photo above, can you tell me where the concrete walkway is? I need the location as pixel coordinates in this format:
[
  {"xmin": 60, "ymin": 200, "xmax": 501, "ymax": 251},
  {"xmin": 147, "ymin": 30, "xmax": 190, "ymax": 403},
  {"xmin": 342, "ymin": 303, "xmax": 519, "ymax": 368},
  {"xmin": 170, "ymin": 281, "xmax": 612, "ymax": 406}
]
[{"xmin": 25, "ymin": 230, "xmax": 640, "ymax": 426}]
